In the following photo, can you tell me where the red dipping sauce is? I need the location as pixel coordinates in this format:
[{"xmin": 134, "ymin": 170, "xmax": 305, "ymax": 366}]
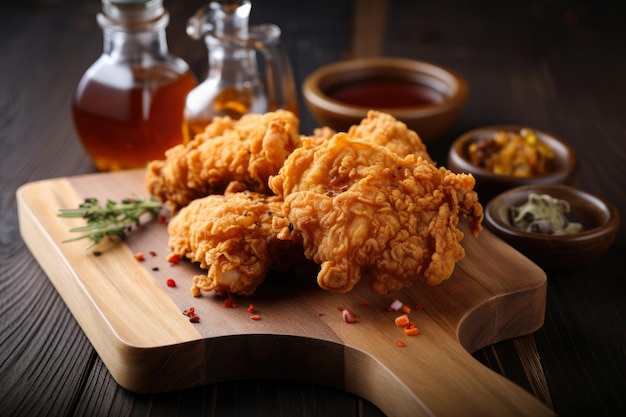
[{"xmin": 326, "ymin": 78, "xmax": 445, "ymax": 108}]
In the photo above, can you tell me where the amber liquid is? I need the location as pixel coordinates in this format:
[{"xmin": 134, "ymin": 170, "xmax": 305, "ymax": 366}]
[
  {"xmin": 72, "ymin": 65, "xmax": 197, "ymax": 171},
  {"xmin": 183, "ymin": 85, "xmax": 255, "ymax": 142},
  {"xmin": 327, "ymin": 78, "xmax": 444, "ymax": 108}
]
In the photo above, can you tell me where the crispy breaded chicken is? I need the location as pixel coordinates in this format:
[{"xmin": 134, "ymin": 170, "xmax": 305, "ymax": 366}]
[
  {"xmin": 347, "ymin": 110, "xmax": 432, "ymax": 161},
  {"xmin": 305, "ymin": 111, "xmax": 432, "ymax": 162},
  {"xmin": 146, "ymin": 110, "xmax": 301, "ymax": 212},
  {"xmin": 270, "ymin": 133, "xmax": 483, "ymax": 294},
  {"xmin": 167, "ymin": 191, "xmax": 303, "ymax": 296}
]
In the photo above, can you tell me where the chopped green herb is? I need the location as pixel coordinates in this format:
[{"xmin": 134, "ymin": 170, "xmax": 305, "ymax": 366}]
[{"xmin": 58, "ymin": 197, "xmax": 162, "ymax": 249}]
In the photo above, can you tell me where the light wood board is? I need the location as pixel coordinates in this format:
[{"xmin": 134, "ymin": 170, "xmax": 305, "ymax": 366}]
[{"xmin": 17, "ymin": 169, "xmax": 555, "ymax": 417}]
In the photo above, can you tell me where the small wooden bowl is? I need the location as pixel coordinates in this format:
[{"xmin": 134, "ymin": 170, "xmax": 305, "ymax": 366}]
[
  {"xmin": 447, "ymin": 125, "xmax": 578, "ymax": 203},
  {"xmin": 302, "ymin": 57, "xmax": 468, "ymax": 142},
  {"xmin": 484, "ymin": 184, "xmax": 620, "ymax": 270}
]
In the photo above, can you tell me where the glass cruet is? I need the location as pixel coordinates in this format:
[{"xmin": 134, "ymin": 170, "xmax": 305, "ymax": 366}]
[
  {"xmin": 72, "ymin": 0, "xmax": 197, "ymax": 172},
  {"xmin": 183, "ymin": 0, "xmax": 298, "ymax": 142}
]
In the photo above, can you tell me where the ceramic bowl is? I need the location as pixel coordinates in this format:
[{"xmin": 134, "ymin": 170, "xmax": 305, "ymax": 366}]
[
  {"xmin": 302, "ymin": 57, "xmax": 469, "ymax": 142},
  {"xmin": 484, "ymin": 184, "xmax": 620, "ymax": 270},
  {"xmin": 447, "ymin": 125, "xmax": 578, "ymax": 203}
]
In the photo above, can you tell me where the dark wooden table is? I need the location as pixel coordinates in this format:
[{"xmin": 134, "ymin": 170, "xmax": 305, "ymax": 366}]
[{"xmin": 1, "ymin": 1, "xmax": 624, "ymax": 416}]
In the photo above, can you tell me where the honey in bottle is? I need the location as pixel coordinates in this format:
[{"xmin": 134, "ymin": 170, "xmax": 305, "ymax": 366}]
[
  {"xmin": 72, "ymin": 0, "xmax": 197, "ymax": 171},
  {"xmin": 183, "ymin": 0, "xmax": 298, "ymax": 142}
]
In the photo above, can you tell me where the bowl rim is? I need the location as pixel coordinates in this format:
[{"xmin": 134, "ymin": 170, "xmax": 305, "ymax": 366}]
[
  {"xmin": 449, "ymin": 125, "xmax": 578, "ymax": 181},
  {"xmin": 484, "ymin": 184, "xmax": 620, "ymax": 242},
  {"xmin": 302, "ymin": 57, "xmax": 469, "ymax": 117}
]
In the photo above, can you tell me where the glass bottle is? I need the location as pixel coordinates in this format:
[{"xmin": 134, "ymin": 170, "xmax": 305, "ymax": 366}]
[
  {"xmin": 183, "ymin": 0, "xmax": 298, "ymax": 142},
  {"xmin": 72, "ymin": 0, "xmax": 197, "ymax": 172}
]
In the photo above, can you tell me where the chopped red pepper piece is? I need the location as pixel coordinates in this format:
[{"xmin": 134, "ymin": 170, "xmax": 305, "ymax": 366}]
[
  {"xmin": 167, "ymin": 253, "xmax": 180, "ymax": 264},
  {"xmin": 223, "ymin": 293, "xmax": 238, "ymax": 308},
  {"xmin": 404, "ymin": 322, "xmax": 420, "ymax": 336},
  {"xmin": 395, "ymin": 314, "xmax": 410, "ymax": 327},
  {"xmin": 342, "ymin": 309, "xmax": 356, "ymax": 323}
]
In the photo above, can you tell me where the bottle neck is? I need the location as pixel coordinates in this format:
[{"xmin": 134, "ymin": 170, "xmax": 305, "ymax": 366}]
[{"xmin": 98, "ymin": 11, "xmax": 170, "ymax": 63}]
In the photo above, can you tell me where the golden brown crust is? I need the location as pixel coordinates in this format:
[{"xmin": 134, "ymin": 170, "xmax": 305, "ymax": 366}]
[
  {"xmin": 270, "ymin": 132, "xmax": 483, "ymax": 294},
  {"xmin": 146, "ymin": 110, "xmax": 301, "ymax": 212},
  {"xmin": 347, "ymin": 110, "xmax": 432, "ymax": 161},
  {"xmin": 150, "ymin": 109, "xmax": 482, "ymax": 296},
  {"xmin": 167, "ymin": 191, "xmax": 302, "ymax": 296}
]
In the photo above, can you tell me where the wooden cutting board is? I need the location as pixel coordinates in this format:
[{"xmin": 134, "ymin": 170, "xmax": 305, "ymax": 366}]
[{"xmin": 17, "ymin": 169, "xmax": 554, "ymax": 417}]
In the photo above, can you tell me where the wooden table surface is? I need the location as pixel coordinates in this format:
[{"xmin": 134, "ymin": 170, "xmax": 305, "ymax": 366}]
[{"xmin": 1, "ymin": 1, "xmax": 624, "ymax": 416}]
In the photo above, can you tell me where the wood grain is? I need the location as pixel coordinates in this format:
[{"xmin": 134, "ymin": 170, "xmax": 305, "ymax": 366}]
[{"xmin": 17, "ymin": 169, "xmax": 555, "ymax": 417}]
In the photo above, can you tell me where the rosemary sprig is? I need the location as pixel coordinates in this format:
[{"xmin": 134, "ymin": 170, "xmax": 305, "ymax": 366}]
[{"xmin": 58, "ymin": 197, "xmax": 162, "ymax": 250}]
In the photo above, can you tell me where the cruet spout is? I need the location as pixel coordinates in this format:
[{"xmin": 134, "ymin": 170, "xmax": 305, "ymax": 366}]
[{"xmin": 186, "ymin": 0, "xmax": 251, "ymax": 41}]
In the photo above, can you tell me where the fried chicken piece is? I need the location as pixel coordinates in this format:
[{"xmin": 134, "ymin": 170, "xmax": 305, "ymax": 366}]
[
  {"xmin": 304, "ymin": 126, "xmax": 336, "ymax": 146},
  {"xmin": 305, "ymin": 111, "xmax": 432, "ymax": 162},
  {"xmin": 269, "ymin": 133, "xmax": 483, "ymax": 294},
  {"xmin": 146, "ymin": 110, "xmax": 301, "ymax": 212},
  {"xmin": 167, "ymin": 191, "xmax": 302, "ymax": 296},
  {"xmin": 347, "ymin": 110, "xmax": 432, "ymax": 161}
]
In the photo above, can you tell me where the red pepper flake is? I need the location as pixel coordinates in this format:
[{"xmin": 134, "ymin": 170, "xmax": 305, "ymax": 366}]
[
  {"xmin": 183, "ymin": 307, "xmax": 200, "ymax": 323},
  {"xmin": 404, "ymin": 322, "xmax": 420, "ymax": 336},
  {"xmin": 447, "ymin": 290, "xmax": 454, "ymax": 295},
  {"xmin": 223, "ymin": 293, "xmax": 238, "ymax": 308},
  {"xmin": 397, "ymin": 341, "xmax": 406, "ymax": 347},
  {"xmin": 149, "ymin": 251, "xmax": 157, "ymax": 257},
  {"xmin": 250, "ymin": 314, "xmax": 261, "ymax": 321},
  {"xmin": 167, "ymin": 253, "xmax": 180, "ymax": 264},
  {"xmin": 166, "ymin": 278, "xmax": 176, "ymax": 288},
  {"xmin": 246, "ymin": 303, "xmax": 256, "ymax": 314},
  {"xmin": 158, "ymin": 215, "xmax": 169, "ymax": 225},
  {"xmin": 415, "ymin": 304, "xmax": 423, "ymax": 311},
  {"xmin": 360, "ymin": 300, "xmax": 370, "ymax": 308},
  {"xmin": 134, "ymin": 252, "xmax": 145, "ymax": 261},
  {"xmin": 342, "ymin": 309, "xmax": 356, "ymax": 323},
  {"xmin": 395, "ymin": 314, "xmax": 410, "ymax": 327}
]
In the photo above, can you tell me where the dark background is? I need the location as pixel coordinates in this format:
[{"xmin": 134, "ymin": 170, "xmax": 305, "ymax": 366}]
[{"xmin": 1, "ymin": 1, "xmax": 625, "ymax": 416}]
